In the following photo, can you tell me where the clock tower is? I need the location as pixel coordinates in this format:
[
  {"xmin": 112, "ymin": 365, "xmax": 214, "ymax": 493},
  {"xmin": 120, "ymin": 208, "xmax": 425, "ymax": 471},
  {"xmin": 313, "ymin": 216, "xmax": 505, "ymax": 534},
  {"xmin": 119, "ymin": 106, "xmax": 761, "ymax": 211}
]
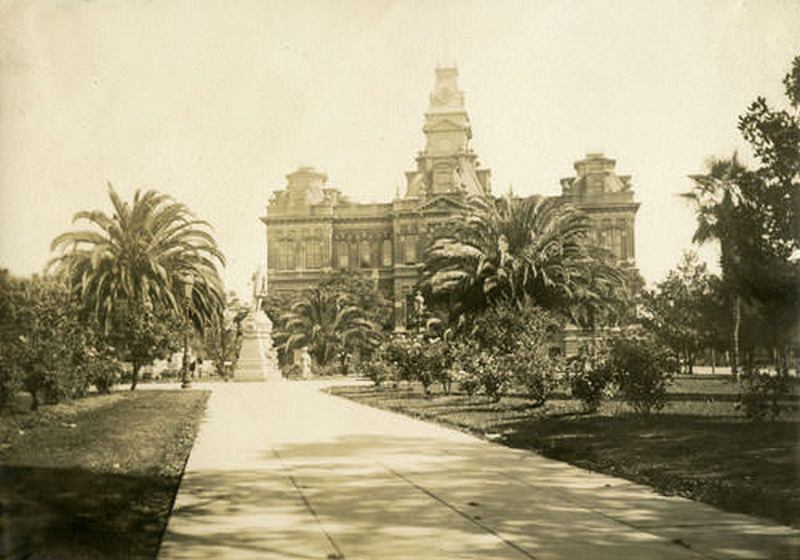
[{"xmin": 404, "ymin": 67, "xmax": 491, "ymax": 199}]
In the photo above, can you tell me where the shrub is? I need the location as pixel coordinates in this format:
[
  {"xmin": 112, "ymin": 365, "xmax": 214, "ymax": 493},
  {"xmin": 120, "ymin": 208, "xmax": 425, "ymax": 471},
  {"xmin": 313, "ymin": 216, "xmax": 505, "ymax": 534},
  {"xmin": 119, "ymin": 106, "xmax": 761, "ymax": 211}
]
[
  {"xmin": 282, "ymin": 363, "xmax": 303, "ymax": 379},
  {"xmin": 567, "ymin": 342, "xmax": 615, "ymax": 412},
  {"xmin": 453, "ymin": 368, "xmax": 480, "ymax": 398},
  {"xmin": 384, "ymin": 335, "xmax": 439, "ymax": 393},
  {"xmin": 473, "ymin": 351, "xmax": 510, "ymax": 402},
  {"xmin": 506, "ymin": 345, "xmax": 564, "ymax": 407},
  {"xmin": 383, "ymin": 336, "xmax": 417, "ymax": 387},
  {"xmin": 424, "ymin": 338, "xmax": 455, "ymax": 394},
  {"xmin": 737, "ymin": 369, "xmax": 792, "ymax": 420},
  {"xmin": 469, "ymin": 302, "xmax": 563, "ymax": 405},
  {"xmin": 361, "ymin": 358, "xmax": 394, "ymax": 387},
  {"xmin": 0, "ymin": 366, "xmax": 22, "ymax": 409},
  {"xmin": 90, "ymin": 357, "xmax": 122, "ymax": 393},
  {"xmin": 609, "ymin": 335, "xmax": 676, "ymax": 415}
]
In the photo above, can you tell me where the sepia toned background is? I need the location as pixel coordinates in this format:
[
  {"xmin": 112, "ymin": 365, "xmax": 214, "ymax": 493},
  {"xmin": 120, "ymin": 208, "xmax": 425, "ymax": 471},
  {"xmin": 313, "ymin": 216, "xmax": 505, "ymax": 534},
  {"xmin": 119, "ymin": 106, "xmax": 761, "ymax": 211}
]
[{"xmin": 1, "ymin": 0, "xmax": 799, "ymax": 295}]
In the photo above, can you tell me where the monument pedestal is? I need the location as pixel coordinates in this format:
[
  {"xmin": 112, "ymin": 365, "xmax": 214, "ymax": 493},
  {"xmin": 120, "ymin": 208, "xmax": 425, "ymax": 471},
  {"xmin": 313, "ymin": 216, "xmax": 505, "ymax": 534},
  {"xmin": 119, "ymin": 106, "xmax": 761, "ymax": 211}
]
[{"xmin": 234, "ymin": 308, "xmax": 281, "ymax": 382}]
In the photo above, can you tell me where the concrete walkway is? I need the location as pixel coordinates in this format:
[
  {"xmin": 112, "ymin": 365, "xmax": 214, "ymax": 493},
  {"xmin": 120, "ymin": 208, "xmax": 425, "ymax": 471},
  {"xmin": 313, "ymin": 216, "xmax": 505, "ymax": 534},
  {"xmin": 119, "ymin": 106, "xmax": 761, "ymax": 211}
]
[{"xmin": 159, "ymin": 381, "xmax": 798, "ymax": 560}]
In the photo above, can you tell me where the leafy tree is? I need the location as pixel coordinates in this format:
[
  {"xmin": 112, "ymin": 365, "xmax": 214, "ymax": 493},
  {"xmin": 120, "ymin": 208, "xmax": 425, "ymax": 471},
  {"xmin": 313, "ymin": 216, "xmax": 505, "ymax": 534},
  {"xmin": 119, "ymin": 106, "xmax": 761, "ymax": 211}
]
[
  {"xmin": 204, "ymin": 301, "xmax": 247, "ymax": 378},
  {"xmin": 684, "ymin": 56, "xmax": 800, "ymax": 376},
  {"xmin": 50, "ymin": 186, "xmax": 226, "ymax": 389},
  {"xmin": 641, "ymin": 251, "xmax": 718, "ymax": 373},
  {"xmin": 104, "ymin": 300, "xmax": 182, "ymax": 389},
  {"xmin": 0, "ymin": 274, "xmax": 102, "ymax": 410},
  {"xmin": 734, "ymin": 55, "xmax": 800, "ymax": 372},
  {"xmin": 424, "ymin": 193, "xmax": 591, "ymax": 317},
  {"xmin": 0, "ymin": 269, "xmax": 23, "ymax": 407},
  {"xmin": 317, "ymin": 270, "xmax": 392, "ymax": 331}
]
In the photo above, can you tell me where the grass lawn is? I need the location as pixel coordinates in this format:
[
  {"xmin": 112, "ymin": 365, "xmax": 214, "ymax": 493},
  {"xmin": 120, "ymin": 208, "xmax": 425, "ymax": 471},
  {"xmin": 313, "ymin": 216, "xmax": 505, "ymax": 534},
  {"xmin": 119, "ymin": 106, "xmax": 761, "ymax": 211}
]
[
  {"xmin": 0, "ymin": 389, "xmax": 208, "ymax": 559},
  {"xmin": 329, "ymin": 377, "xmax": 800, "ymax": 527}
]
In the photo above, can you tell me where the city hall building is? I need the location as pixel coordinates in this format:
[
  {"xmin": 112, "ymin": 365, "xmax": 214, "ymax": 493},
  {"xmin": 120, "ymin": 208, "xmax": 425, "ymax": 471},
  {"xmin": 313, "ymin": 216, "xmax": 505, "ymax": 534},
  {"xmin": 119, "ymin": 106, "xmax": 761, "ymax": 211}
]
[{"xmin": 261, "ymin": 67, "xmax": 639, "ymax": 331}]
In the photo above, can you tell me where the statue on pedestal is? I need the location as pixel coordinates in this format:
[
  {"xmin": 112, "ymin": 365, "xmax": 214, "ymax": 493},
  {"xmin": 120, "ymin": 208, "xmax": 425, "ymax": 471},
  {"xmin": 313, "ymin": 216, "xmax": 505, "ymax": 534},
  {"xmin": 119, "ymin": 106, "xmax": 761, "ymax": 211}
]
[{"xmin": 233, "ymin": 267, "xmax": 281, "ymax": 382}]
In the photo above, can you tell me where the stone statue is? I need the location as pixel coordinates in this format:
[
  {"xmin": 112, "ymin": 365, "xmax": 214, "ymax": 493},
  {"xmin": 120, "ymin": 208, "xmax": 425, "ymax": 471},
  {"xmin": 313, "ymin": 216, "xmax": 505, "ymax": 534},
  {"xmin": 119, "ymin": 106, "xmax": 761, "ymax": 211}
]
[
  {"xmin": 414, "ymin": 291, "xmax": 425, "ymax": 316},
  {"xmin": 300, "ymin": 348, "xmax": 312, "ymax": 379},
  {"xmin": 234, "ymin": 266, "xmax": 281, "ymax": 382},
  {"xmin": 250, "ymin": 267, "xmax": 266, "ymax": 311}
]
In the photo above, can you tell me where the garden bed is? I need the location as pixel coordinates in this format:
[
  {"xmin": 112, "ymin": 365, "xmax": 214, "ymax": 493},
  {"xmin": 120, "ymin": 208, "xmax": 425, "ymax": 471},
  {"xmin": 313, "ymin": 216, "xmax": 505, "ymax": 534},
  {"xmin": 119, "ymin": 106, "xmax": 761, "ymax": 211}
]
[
  {"xmin": 329, "ymin": 379, "xmax": 800, "ymax": 527},
  {"xmin": 0, "ymin": 389, "xmax": 209, "ymax": 559}
]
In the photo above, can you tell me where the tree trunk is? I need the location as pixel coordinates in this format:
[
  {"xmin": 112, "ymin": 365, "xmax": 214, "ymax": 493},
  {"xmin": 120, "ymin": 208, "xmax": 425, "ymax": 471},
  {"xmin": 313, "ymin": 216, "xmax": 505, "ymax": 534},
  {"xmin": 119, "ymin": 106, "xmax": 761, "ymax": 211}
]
[
  {"xmin": 731, "ymin": 295, "xmax": 741, "ymax": 381},
  {"xmin": 29, "ymin": 390, "xmax": 39, "ymax": 411},
  {"xmin": 130, "ymin": 361, "xmax": 140, "ymax": 391},
  {"xmin": 181, "ymin": 331, "xmax": 189, "ymax": 386}
]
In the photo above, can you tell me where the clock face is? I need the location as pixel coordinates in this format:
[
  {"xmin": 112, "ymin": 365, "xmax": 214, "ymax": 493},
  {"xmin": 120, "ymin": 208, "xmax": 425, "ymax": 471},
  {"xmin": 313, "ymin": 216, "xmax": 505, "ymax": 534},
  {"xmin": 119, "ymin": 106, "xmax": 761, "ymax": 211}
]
[
  {"xmin": 436, "ymin": 88, "xmax": 452, "ymax": 104},
  {"xmin": 436, "ymin": 138, "xmax": 453, "ymax": 152}
]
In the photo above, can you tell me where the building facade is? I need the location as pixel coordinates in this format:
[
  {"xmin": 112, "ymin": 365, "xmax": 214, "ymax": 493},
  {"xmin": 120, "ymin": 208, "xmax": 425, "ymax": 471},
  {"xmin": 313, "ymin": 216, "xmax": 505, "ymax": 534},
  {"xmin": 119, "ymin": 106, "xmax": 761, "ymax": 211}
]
[{"xmin": 261, "ymin": 68, "xmax": 639, "ymax": 329}]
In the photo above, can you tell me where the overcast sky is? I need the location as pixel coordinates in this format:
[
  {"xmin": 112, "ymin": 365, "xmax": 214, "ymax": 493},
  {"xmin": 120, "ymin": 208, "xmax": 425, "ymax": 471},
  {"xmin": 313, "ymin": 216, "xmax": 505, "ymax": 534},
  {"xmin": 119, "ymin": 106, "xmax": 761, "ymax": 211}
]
[{"xmin": 1, "ymin": 0, "xmax": 798, "ymax": 297}]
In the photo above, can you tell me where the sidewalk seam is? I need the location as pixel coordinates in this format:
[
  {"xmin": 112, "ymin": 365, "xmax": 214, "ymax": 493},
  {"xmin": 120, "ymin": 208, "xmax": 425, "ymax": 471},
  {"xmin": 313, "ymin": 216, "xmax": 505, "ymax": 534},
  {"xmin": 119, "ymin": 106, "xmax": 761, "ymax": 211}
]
[{"xmin": 379, "ymin": 461, "xmax": 540, "ymax": 560}]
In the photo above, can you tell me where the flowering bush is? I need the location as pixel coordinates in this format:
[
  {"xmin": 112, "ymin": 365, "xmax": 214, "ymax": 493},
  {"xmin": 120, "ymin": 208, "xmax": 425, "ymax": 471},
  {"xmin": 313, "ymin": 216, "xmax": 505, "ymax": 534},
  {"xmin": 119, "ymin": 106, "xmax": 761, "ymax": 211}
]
[
  {"xmin": 469, "ymin": 302, "xmax": 564, "ymax": 404},
  {"xmin": 384, "ymin": 335, "xmax": 432, "ymax": 392},
  {"xmin": 507, "ymin": 345, "xmax": 564, "ymax": 407},
  {"xmin": 453, "ymin": 367, "xmax": 481, "ymax": 398},
  {"xmin": 472, "ymin": 351, "xmax": 511, "ymax": 402},
  {"xmin": 424, "ymin": 338, "xmax": 456, "ymax": 394},
  {"xmin": 567, "ymin": 342, "xmax": 616, "ymax": 412},
  {"xmin": 361, "ymin": 358, "xmax": 395, "ymax": 388}
]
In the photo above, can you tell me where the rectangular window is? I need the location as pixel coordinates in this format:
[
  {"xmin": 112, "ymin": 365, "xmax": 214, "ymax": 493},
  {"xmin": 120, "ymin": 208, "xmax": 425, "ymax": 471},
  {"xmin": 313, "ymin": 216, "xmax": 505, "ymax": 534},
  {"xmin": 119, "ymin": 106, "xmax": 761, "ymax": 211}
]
[
  {"xmin": 612, "ymin": 228, "xmax": 623, "ymax": 260},
  {"xmin": 276, "ymin": 240, "xmax": 295, "ymax": 270},
  {"xmin": 305, "ymin": 238, "xmax": 323, "ymax": 269},
  {"xmin": 359, "ymin": 240, "xmax": 371, "ymax": 268},
  {"xmin": 337, "ymin": 242, "xmax": 349, "ymax": 269},
  {"xmin": 382, "ymin": 239, "xmax": 392, "ymax": 267},
  {"xmin": 404, "ymin": 235, "xmax": 417, "ymax": 264}
]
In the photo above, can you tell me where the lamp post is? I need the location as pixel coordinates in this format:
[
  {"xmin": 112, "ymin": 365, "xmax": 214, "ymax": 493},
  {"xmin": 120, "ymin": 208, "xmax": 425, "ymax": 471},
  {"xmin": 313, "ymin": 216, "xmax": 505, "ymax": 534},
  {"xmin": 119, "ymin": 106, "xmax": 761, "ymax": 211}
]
[{"xmin": 180, "ymin": 274, "xmax": 195, "ymax": 389}]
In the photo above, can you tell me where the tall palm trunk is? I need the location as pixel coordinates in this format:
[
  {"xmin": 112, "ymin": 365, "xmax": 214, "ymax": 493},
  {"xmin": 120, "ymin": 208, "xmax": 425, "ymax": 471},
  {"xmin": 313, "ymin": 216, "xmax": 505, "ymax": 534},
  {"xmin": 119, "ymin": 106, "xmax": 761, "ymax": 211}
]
[{"xmin": 731, "ymin": 295, "xmax": 741, "ymax": 380}]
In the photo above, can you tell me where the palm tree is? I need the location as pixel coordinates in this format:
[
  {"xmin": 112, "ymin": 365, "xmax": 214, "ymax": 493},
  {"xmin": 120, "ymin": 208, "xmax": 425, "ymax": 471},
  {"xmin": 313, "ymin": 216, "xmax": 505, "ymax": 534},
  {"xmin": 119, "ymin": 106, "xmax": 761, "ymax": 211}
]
[
  {"xmin": 423, "ymin": 193, "xmax": 591, "ymax": 317},
  {"xmin": 50, "ymin": 185, "xmax": 225, "ymax": 388},
  {"xmin": 683, "ymin": 154, "xmax": 747, "ymax": 378},
  {"xmin": 280, "ymin": 288, "xmax": 380, "ymax": 369},
  {"xmin": 568, "ymin": 247, "xmax": 632, "ymax": 352}
]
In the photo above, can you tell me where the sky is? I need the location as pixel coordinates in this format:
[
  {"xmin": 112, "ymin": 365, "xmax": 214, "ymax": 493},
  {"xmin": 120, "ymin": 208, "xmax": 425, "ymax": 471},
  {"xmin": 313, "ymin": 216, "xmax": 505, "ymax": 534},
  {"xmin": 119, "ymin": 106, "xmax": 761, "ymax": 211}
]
[{"xmin": 1, "ymin": 0, "xmax": 798, "ymax": 297}]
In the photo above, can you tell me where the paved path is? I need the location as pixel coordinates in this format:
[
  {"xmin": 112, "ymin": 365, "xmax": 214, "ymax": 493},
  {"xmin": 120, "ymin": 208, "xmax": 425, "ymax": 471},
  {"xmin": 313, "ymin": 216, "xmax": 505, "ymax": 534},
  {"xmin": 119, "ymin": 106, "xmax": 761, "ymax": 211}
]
[{"xmin": 159, "ymin": 381, "xmax": 798, "ymax": 560}]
